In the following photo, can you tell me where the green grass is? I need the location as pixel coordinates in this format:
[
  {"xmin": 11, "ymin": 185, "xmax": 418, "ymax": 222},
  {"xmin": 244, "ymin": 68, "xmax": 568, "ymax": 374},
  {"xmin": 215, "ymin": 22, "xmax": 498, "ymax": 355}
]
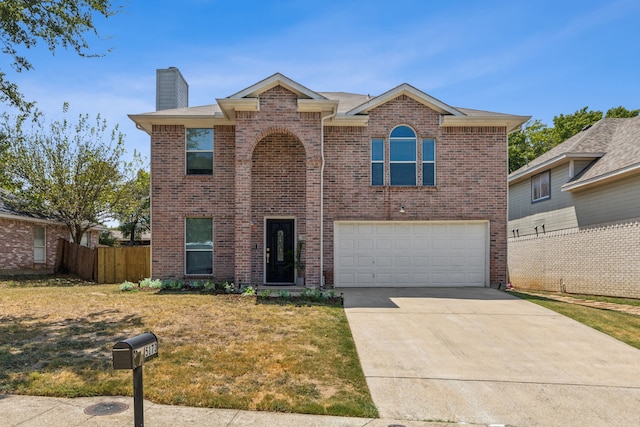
[
  {"xmin": 511, "ymin": 291, "xmax": 640, "ymax": 350},
  {"xmin": 0, "ymin": 277, "xmax": 377, "ymax": 418}
]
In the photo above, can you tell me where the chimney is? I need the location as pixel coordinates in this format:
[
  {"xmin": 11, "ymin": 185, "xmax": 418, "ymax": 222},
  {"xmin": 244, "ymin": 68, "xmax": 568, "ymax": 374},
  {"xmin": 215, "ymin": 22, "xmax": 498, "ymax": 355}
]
[{"xmin": 156, "ymin": 67, "xmax": 189, "ymax": 111}]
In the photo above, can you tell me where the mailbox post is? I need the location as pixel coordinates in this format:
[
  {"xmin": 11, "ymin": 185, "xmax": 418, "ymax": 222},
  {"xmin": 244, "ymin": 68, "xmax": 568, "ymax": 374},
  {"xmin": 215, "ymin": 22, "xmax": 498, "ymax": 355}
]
[{"xmin": 113, "ymin": 332, "xmax": 158, "ymax": 427}]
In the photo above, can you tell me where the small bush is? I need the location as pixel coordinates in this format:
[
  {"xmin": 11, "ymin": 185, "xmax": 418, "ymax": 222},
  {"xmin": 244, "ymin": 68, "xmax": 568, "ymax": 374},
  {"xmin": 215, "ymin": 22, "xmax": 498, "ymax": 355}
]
[
  {"xmin": 188, "ymin": 280, "xmax": 204, "ymax": 290},
  {"xmin": 139, "ymin": 278, "xmax": 162, "ymax": 289},
  {"xmin": 241, "ymin": 285, "xmax": 256, "ymax": 296},
  {"xmin": 221, "ymin": 281, "xmax": 235, "ymax": 293},
  {"xmin": 119, "ymin": 281, "xmax": 135, "ymax": 292},
  {"xmin": 161, "ymin": 279, "xmax": 184, "ymax": 291},
  {"xmin": 278, "ymin": 290, "xmax": 290, "ymax": 298}
]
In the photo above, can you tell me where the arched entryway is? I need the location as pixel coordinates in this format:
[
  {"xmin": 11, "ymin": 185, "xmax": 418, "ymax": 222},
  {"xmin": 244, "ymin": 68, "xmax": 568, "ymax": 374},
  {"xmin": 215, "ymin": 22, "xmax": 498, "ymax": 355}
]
[{"xmin": 250, "ymin": 132, "xmax": 306, "ymax": 285}]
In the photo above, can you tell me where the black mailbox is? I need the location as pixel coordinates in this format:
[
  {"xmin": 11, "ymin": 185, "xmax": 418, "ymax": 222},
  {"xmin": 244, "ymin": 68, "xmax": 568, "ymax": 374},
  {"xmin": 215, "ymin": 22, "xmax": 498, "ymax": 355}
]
[{"xmin": 112, "ymin": 332, "xmax": 158, "ymax": 370}]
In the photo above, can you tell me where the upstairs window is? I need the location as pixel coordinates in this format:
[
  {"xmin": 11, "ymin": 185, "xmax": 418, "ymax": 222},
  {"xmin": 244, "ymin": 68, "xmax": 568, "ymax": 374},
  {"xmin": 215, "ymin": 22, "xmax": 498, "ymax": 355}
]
[
  {"xmin": 186, "ymin": 128, "xmax": 214, "ymax": 175},
  {"xmin": 532, "ymin": 171, "xmax": 550, "ymax": 202},
  {"xmin": 371, "ymin": 138, "xmax": 384, "ymax": 186},
  {"xmin": 389, "ymin": 126, "xmax": 416, "ymax": 186},
  {"xmin": 422, "ymin": 138, "xmax": 436, "ymax": 186}
]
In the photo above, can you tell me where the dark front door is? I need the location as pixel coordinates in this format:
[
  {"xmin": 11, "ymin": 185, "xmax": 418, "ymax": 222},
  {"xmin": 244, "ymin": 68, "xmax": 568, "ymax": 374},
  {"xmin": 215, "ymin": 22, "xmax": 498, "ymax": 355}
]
[{"xmin": 266, "ymin": 219, "xmax": 295, "ymax": 284}]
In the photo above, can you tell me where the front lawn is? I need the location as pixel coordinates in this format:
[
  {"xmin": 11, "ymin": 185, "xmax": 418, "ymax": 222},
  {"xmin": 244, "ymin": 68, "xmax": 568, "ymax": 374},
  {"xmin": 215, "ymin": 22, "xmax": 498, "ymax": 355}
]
[
  {"xmin": 511, "ymin": 291, "xmax": 640, "ymax": 350},
  {"xmin": 0, "ymin": 277, "xmax": 377, "ymax": 418}
]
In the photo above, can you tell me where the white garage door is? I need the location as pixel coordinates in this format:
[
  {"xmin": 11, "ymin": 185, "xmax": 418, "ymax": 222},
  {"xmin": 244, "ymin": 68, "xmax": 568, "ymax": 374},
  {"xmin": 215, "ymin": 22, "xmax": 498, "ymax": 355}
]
[{"xmin": 334, "ymin": 221, "xmax": 488, "ymax": 287}]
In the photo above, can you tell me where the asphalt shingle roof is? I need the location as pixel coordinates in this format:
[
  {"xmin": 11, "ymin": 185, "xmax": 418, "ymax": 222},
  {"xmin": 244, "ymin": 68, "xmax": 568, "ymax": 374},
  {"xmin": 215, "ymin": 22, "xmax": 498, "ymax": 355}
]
[{"xmin": 509, "ymin": 116, "xmax": 640, "ymax": 187}]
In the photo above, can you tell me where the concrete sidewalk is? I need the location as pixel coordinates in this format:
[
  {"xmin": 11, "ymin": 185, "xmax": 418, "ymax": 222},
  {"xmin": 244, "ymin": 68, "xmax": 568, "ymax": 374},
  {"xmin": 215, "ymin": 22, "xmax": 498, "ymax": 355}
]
[
  {"xmin": 342, "ymin": 287, "xmax": 640, "ymax": 427},
  {"xmin": 0, "ymin": 394, "xmax": 484, "ymax": 426}
]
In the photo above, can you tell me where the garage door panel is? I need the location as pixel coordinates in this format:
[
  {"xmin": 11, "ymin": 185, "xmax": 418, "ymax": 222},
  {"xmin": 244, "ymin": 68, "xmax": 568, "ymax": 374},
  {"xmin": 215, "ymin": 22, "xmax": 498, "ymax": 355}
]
[
  {"xmin": 335, "ymin": 221, "xmax": 487, "ymax": 287},
  {"xmin": 338, "ymin": 256, "xmax": 354, "ymax": 267}
]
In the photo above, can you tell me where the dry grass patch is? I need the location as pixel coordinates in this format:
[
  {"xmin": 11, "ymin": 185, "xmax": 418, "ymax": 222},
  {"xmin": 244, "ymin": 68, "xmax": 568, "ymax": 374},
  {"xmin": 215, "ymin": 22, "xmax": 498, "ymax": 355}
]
[{"xmin": 0, "ymin": 278, "xmax": 377, "ymax": 417}]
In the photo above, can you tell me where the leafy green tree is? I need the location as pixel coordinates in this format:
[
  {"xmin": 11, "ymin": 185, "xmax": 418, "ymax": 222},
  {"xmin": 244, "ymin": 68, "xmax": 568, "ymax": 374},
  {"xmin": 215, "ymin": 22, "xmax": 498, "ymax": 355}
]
[
  {"xmin": 508, "ymin": 119, "xmax": 555, "ymax": 172},
  {"xmin": 115, "ymin": 169, "xmax": 150, "ymax": 246},
  {"xmin": 99, "ymin": 229, "xmax": 119, "ymax": 246},
  {"xmin": 551, "ymin": 106, "xmax": 603, "ymax": 143},
  {"xmin": 0, "ymin": 0, "xmax": 120, "ymax": 112},
  {"xmin": 509, "ymin": 105, "xmax": 638, "ymax": 172},
  {"xmin": 605, "ymin": 106, "xmax": 640, "ymax": 118},
  {"xmin": 3, "ymin": 104, "xmax": 140, "ymax": 243}
]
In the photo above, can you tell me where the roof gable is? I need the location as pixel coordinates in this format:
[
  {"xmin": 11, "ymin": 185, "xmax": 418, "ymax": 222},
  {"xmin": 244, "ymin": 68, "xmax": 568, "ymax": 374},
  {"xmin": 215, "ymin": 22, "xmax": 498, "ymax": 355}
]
[
  {"xmin": 347, "ymin": 83, "xmax": 463, "ymax": 116},
  {"xmin": 229, "ymin": 73, "xmax": 326, "ymax": 100}
]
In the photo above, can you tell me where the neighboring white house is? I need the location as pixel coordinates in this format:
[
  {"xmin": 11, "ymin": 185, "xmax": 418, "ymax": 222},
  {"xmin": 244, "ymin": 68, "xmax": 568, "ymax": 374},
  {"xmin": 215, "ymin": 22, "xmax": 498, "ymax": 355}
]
[{"xmin": 508, "ymin": 116, "xmax": 640, "ymax": 298}]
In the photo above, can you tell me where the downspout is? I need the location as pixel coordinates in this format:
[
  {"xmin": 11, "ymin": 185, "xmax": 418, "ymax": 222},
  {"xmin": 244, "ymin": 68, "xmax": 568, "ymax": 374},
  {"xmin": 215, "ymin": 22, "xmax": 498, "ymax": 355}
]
[{"xmin": 320, "ymin": 110, "xmax": 336, "ymax": 288}]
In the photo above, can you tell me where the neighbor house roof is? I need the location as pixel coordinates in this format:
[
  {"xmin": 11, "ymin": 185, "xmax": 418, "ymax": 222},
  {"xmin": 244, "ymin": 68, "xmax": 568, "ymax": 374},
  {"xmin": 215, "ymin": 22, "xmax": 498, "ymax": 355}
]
[
  {"xmin": 129, "ymin": 73, "xmax": 529, "ymax": 133},
  {"xmin": 508, "ymin": 116, "xmax": 640, "ymax": 191},
  {"xmin": 0, "ymin": 190, "xmax": 58, "ymax": 224}
]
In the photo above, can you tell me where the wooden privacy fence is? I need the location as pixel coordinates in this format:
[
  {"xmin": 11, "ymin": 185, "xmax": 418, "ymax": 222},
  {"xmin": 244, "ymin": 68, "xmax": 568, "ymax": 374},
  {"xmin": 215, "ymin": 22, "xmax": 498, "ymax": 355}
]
[
  {"xmin": 97, "ymin": 246, "xmax": 150, "ymax": 284},
  {"xmin": 56, "ymin": 239, "xmax": 150, "ymax": 284},
  {"xmin": 56, "ymin": 239, "xmax": 97, "ymax": 281}
]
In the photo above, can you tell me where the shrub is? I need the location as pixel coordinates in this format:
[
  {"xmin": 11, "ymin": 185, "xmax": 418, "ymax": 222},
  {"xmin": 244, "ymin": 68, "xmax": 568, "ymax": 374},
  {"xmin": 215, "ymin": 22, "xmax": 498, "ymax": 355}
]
[
  {"xmin": 241, "ymin": 285, "xmax": 256, "ymax": 296},
  {"xmin": 119, "ymin": 281, "xmax": 135, "ymax": 292},
  {"xmin": 189, "ymin": 280, "xmax": 204, "ymax": 290},
  {"xmin": 161, "ymin": 279, "xmax": 184, "ymax": 291},
  {"xmin": 139, "ymin": 278, "xmax": 162, "ymax": 289}
]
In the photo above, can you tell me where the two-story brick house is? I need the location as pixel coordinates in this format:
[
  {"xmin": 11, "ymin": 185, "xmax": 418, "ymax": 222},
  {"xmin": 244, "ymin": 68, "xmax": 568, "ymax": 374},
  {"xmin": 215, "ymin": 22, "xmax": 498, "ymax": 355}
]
[{"xmin": 129, "ymin": 68, "xmax": 528, "ymax": 288}]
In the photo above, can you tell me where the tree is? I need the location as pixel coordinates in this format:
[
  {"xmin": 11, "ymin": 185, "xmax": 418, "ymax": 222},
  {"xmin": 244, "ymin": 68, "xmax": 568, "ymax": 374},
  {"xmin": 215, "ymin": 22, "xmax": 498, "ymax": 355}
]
[
  {"xmin": 508, "ymin": 119, "xmax": 555, "ymax": 172},
  {"xmin": 605, "ymin": 106, "xmax": 640, "ymax": 118},
  {"xmin": 508, "ymin": 105, "xmax": 639, "ymax": 172},
  {"xmin": 551, "ymin": 106, "xmax": 603, "ymax": 143},
  {"xmin": 3, "ymin": 104, "xmax": 139, "ymax": 243},
  {"xmin": 0, "ymin": 0, "xmax": 120, "ymax": 112},
  {"xmin": 115, "ymin": 169, "xmax": 150, "ymax": 246},
  {"xmin": 99, "ymin": 229, "xmax": 119, "ymax": 246}
]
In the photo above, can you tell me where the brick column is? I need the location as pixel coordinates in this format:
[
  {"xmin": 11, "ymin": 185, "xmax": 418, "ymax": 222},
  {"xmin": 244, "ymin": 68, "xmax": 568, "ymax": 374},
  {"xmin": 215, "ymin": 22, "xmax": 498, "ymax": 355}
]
[
  {"xmin": 305, "ymin": 156, "xmax": 322, "ymax": 287},
  {"xmin": 234, "ymin": 157, "xmax": 252, "ymax": 285}
]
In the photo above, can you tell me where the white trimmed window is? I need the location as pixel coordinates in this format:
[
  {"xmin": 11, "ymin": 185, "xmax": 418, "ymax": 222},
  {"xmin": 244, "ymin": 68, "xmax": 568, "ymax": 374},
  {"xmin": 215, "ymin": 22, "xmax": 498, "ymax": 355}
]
[
  {"xmin": 186, "ymin": 128, "xmax": 214, "ymax": 175},
  {"xmin": 389, "ymin": 126, "xmax": 417, "ymax": 186},
  {"xmin": 34, "ymin": 226, "xmax": 45, "ymax": 263},
  {"xmin": 422, "ymin": 138, "xmax": 436, "ymax": 186},
  {"xmin": 532, "ymin": 171, "xmax": 550, "ymax": 202},
  {"xmin": 371, "ymin": 138, "xmax": 384, "ymax": 186},
  {"xmin": 185, "ymin": 218, "xmax": 213, "ymax": 275}
]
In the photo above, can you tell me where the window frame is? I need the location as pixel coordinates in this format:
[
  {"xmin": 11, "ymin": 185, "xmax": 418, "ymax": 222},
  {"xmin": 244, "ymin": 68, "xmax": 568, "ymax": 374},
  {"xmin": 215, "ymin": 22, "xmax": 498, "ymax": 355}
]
[
  {"xmin": 185, "ymin": 128, "xmax": 214, "ymax": 175},
  {"xmin": 371, "ymin": 138, "xmax": 385, "ymax": 186},
  {"xmin": 34, "ymin": 225, "xmax": 46, "ymax": 263},
  {"xmin": 531, "ymin": 171, "xmax": 551, "ymax": 202},
  {"xmin": 389, "ymin": 125, "xmax": 417, "ymax": 186},
  {"xmin": 185, "ymin": 217, "xmax": 214, "ymax": 275},
  {"xmin": 422, "ymin": 138, "xmax": 436, "ymax": 186}
]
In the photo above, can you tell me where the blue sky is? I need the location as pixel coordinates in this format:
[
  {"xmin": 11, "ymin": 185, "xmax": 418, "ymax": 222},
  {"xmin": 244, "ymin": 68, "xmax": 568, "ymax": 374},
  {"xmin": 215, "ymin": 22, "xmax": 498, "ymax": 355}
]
[{"xmin": 3, "ymin": 0, "xmax": 639, "ymax": 163}]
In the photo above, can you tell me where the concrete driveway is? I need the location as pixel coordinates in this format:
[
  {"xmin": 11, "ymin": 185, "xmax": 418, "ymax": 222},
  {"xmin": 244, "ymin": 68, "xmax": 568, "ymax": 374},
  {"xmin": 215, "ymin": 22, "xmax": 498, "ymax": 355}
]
[{"xmin": 342, "ymin": 287, "xmax": 640, "ymax": 427}]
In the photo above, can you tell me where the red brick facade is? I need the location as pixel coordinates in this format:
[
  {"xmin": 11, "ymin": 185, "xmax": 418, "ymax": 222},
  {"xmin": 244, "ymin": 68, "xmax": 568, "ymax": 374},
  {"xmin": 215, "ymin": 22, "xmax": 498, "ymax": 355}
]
[
  {"xmin": 147, "ymin": 81, "xmax": 510, "ymax": 287},
  {"xmin": 0, "ymin": 217, "xmax": 98, "ymax": 273}
]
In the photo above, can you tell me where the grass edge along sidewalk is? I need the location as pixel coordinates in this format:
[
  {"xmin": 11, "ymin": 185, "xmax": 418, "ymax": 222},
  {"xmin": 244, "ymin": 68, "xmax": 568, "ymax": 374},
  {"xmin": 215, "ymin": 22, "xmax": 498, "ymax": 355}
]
[{"xmin": 0, "ymin": 277, "xmax": 378, "ymax": 418}]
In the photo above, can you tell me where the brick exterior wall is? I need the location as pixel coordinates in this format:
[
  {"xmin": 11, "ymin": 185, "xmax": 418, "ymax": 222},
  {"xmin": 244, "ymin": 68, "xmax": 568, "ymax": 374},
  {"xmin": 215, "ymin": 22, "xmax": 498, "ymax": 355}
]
[
  {"xmin": 149, "ymin": 87, "xmax": 509, "ymax": 287},
  {"xmin": 0, "ymin": 218, "xmax": 69, "ymax": 273},
  {"xmin": 323, "ymin": 96, "xmax": 508, "ymax": 286},
  {"xmin": 508, "ymin": 218, "xmax": 640, "ymax": 298}
]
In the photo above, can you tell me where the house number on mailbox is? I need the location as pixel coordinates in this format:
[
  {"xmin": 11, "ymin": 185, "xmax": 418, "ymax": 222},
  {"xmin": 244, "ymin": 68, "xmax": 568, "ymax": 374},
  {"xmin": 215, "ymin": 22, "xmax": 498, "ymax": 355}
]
[{"xmin": 144, "ymin": 342, "xmax": 158, "ymax": 358}]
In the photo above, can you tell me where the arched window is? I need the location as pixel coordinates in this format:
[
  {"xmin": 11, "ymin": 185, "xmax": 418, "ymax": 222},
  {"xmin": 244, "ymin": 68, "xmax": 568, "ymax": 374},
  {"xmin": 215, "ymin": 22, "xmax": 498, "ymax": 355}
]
[{"xmin": 389, "ymin": 125, "xmax": 417, "ymax": 186}]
